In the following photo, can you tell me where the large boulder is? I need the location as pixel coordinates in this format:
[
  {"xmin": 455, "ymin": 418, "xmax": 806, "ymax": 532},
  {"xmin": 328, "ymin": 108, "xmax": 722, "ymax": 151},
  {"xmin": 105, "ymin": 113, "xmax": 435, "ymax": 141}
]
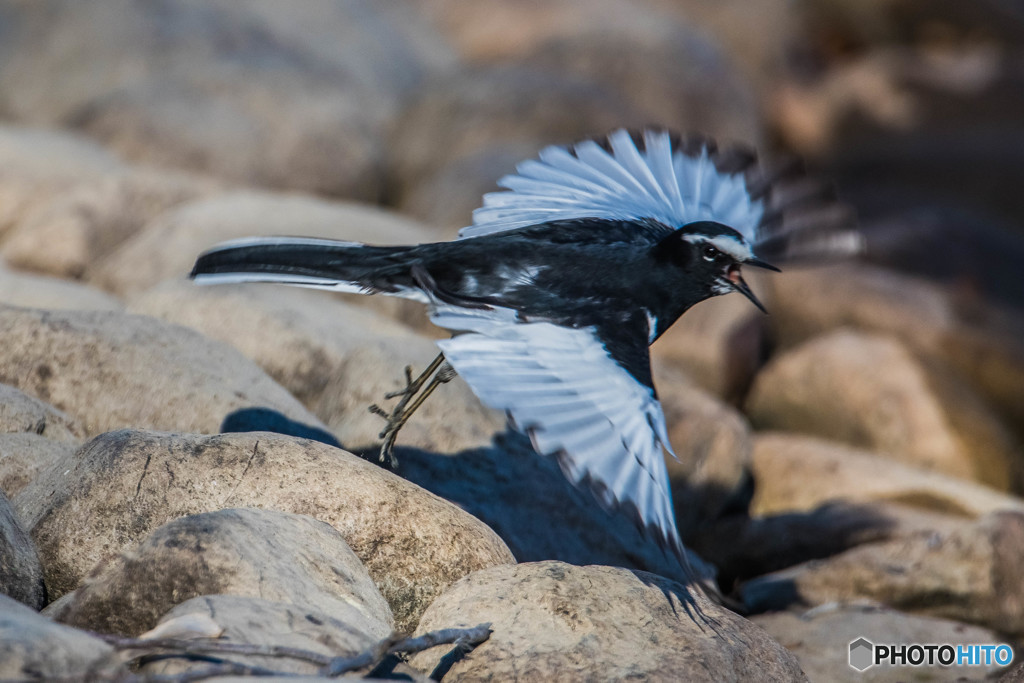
[
  {"xmin": 753, "ymin": 604, "xmax": 1010, "ymax": 682},
  {"xmin": 14, "ymin": 430, "xmax": 515, "ymax": 633},
  {"xmin": 0, "ymin": 433, "xmax": 77, "ymax": 498},
  {"xmin": 746, "ymin": 329, "xmax": 1022, "ymax": 491},
  {"xmin": 127, "ymin": 279, "xmax": 505, "ymax": 454},
  {"xmin": 390, "ymin": 2, "xmax": 761, "ymax": 229},
  {"xmin": 0, "ymin": 1, "xmax": 454, "ymax": 199},
  {"xmin": 140, "ymin": 594, "xmax": 384, "ymax": 677},
  {"xmin": 0, "ymin": 383, "xmax": 82, "ymax": 444},
  {"xmin": 654, "ymin": 363, "xmax": 754, "ymax": 537},
  {"xmin": 0, "ymin": 266, "xmax": 123, "ymax": 311},
  {"xmin": 692, "ymin": 500, "xmax": 972, "ymax": 588},
  {"xmin": 0, "ymin": 594, "xmax": 120, "ymax": 680},
  {"xmin": 409, "ymin": 561, "xmax": 807, "ymax": 681},
  {"xmin": 410, "ymin": 0, "xmax": 760, "ymax": 139},
  {"xmin": 764, "ymin": 263, "xmax": 1024, "ymax": 446},
  {"xmin": 0, "ymin": 384, "xmax": 83, "ymax": 497},
  {"xmin": 56, "ymin": 508, "xmax": 392, "ymax": 637},
  {"xmin": 92, "ymin": 190, "xmax": 442, "ymax": 317},
  {"xmin": 395, "ymin": 433, "xmax": 712, "ymax": 586},
  {"xmin": 750, "ymin": 432, "xmax": 1024, "ymax": 519},
  {"xmin": 0, "ymin": 306, "xmax": 327, "ymax": 438},
  {"xmin": 2, "ymin": 166, "xmax": 221, "ymax": 280},
  {"xmin": 0, "ymin": 490, "xmax": 44, "ymax": 609},
  {"xmin": 386, "ymin": 65, "xmax": 647, "ymax": 230},
  {"xmin": 741, "ymin": 510, "xmax": 1024, "ymax": 635},
  {"xmin": 0, "ymin": 125, "xmax": 121, "ymax": 243}
]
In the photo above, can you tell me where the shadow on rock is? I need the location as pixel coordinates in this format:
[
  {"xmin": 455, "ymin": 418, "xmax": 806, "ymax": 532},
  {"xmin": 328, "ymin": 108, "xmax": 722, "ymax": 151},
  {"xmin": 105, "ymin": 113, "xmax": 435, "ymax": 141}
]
[
  {"xmin": 221, "ymin": 407, "xmax": 341, "ymax": 448},
  {"xmin": 691, "ymin": 501, "xmax": 901, "ymax": 592},
  {"xmin": 363, "ymin": 429, "xmax": 714, "ymax": 586}
]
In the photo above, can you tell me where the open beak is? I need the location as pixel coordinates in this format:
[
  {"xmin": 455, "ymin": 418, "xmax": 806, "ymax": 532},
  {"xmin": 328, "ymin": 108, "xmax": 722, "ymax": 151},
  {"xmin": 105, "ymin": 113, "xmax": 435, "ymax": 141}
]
[{"xmin": 725, "ymin": 264, "xmax": 768, "ymax": 314}]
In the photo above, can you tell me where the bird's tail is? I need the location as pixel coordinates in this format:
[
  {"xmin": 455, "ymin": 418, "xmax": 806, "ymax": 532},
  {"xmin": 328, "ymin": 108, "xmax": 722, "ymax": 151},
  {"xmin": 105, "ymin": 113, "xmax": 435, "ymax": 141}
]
[{"xmin": 190, "ymin": 236, "xmax": 421, "ymax": 298}]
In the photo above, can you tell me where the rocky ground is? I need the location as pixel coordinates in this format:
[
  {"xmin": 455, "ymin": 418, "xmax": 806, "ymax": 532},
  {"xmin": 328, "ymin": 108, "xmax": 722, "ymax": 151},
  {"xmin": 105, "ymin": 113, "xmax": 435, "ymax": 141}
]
[{"xmin": 1, "ymin": 1, "xmax": 1024, "ymax": 681}]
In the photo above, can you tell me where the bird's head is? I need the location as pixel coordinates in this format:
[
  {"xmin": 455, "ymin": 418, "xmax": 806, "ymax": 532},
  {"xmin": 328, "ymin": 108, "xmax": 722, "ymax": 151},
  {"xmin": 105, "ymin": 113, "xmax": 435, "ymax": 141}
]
[{"xmin": 656, "ymin": 221, "xmax": 780, "ymax": 313}]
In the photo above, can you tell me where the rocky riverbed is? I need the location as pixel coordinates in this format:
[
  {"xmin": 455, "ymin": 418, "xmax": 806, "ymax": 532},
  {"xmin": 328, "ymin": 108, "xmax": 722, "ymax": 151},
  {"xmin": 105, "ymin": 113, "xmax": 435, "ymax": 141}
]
[{"xmin": 1, "ymin": 1, "xmax": 1023, "ymax": 681}]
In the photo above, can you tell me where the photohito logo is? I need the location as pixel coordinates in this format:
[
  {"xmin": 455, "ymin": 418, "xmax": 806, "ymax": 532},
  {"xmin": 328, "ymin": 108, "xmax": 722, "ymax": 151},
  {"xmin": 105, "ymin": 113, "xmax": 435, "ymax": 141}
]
[{"xmin": 849, "ymin": 638, "xmax": 1014, "ymax": 671}]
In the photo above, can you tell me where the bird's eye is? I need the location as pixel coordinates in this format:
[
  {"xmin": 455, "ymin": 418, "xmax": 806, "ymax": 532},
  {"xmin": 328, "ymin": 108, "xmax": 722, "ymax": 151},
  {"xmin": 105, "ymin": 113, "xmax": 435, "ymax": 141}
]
[{"xmin": 702, "ymin": 245, "xmax": 720, "ymax": 261}]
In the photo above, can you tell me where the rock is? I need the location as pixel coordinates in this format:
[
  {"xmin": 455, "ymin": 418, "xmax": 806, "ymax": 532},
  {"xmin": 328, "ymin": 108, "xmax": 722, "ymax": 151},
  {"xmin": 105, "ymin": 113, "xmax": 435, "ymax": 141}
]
[
  {"xmin": 745, "ymin": 329, "xmax": 1022, "ymax": 491},
  {"xmin": 0, "ymin": 433, "xmax": 76, "ymax": 499},
  {"xmin": 0, "ymin": 306, "xmax": 327, "ymax": 438},
  {"xmin": 0, "ymin": 594, "xmax": 120, "ymax": 679},
  {"xmin": 750, "ymin": 432, "xmax": 1024, "ymax": 519},
  {"xmin": 392, "ymin": 3, "xmax": 760, "ymax": 229},
  {"xmin": 395, "ymin": 432, "xmax": 714, "ymax": 586},
  {"xmin": 127, "ymin": 280, "xmax": 505, "ymax": 454},
  {"xmin": 692, "ymin": 501, "xmax": 972, "ymax": 588},
  {"xmin": 92, "ymin": 190, "xmax": 442, "ymax": 317},
  {"xmin": 15, "ymin": 430, "xmax": 515, "ymax": 633},
  {"xmin": 323, "ymin": 344, "xmax": 505, "ymax": 456},
  {"xmin": 140, "ymin": 595, "xmax": 381, "ymax": 677},
  {"xmin": 764, "ymin": 263, "xmax": 1024, "ymax": 446},
  {"xmin": 387, "ymin": 65, "xmax": 645, "ymax": 229},
  {"xmin": 0, "ymin": 266, "xmax": 123, "ymax": 311},
  {"xmin": 0, "ymin": 383, "xmax": 83, "ymax": 443},
  {"xmin": 764, "ymin": 263, "xmax": 961, "ymax": 352},
  {"xmin": 0, "ymin": 125, "xmax": 121, "ymax": 242},
  {"xmin": 59, "ymin": 508, "xmax": 392, "ymax": 637},
  {"xmin": 741, "ymin": 510, "xmax": 1024, "ymax": 635},
  {"xmin": 651, "ymin": 288, "xmax": 768, "ymax": 402},
  {"xmin": 396, "ymin": 143, "xmax": 536, "ymax": 233},
  {"xmin": 415, "ymin": 0, "xmax": 785, "ymax": 110},
  {"xmin": 0, "ymin": 490, "xmax": 44, "ymax": 609},
  {"xmin": 520, "ymin": 26, "xmax": 760, "ymax": 144},
  {"xmin": 647, "ymin": 0, "xmax": 798, "ymax": 97},
  {"xmin": 409, "ymin": 561, "xmax": 807, "ymax": 681},
  {"xmin": 2, "ymin": 166, "xmax": 221, "ymax": 280},
  {"xmin": 753, "ymin": 604, "xmax": 1009, "ymax": 682},
  {"xmin": 0, "ymin": 1, "xmax": 454, "ymax": 199},
  {"xmin": 653, "ymin": 363, "xmax": 754, "ymax": 537}
]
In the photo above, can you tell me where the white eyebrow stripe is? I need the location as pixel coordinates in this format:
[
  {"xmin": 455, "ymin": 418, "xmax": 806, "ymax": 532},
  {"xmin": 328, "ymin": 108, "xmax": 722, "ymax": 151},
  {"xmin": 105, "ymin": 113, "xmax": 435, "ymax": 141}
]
[{"xmin": 682, "ymin": 234, "xmax": 754, "ymax": 261}]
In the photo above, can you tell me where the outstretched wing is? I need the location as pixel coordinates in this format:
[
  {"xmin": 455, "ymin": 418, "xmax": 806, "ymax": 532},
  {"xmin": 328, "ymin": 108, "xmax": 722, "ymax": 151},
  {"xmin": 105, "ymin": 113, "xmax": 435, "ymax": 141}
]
[
  {"xmin": 463, "ymin": 128, "xmax": 862, "ymax": 262},
  {"xmin": 432, "ymin": 305, "xmax": 686, "ymax": 563}
]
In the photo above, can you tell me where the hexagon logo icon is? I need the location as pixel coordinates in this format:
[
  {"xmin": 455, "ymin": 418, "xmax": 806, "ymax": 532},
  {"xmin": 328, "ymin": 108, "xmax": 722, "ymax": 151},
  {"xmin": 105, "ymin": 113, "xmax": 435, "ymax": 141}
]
[{"xmin": 849, "ymin": 638, "xmax": 874, "ymax": 671}]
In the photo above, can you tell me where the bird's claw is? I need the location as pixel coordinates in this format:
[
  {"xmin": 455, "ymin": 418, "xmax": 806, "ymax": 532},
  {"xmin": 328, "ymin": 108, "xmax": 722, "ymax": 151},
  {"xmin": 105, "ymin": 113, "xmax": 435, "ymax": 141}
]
[
  {"xmin": 383, "ymin": 365, "xmax": 416, "ymax": 399},
  {"xmin": 368, "ymin": 354, "xmax": 454, "ymax": 469}
]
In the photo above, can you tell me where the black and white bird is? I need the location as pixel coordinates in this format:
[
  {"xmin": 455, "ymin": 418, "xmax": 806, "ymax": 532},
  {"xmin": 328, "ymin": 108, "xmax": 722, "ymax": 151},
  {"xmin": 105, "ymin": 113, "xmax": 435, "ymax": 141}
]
[{"xmin": 191, "ymin": 128, "xmax": 860, "ymax": 577}]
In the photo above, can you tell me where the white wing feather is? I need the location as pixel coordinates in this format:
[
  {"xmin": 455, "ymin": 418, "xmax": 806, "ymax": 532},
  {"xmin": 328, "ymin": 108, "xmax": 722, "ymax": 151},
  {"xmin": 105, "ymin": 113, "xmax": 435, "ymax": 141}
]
[
  {"xmin": 432, "ymin": 305, "xmax": 681, "ymax": 554},
  {"xmin": 462, "ymin": 128, "xmax": 764, "ymax": 243}
]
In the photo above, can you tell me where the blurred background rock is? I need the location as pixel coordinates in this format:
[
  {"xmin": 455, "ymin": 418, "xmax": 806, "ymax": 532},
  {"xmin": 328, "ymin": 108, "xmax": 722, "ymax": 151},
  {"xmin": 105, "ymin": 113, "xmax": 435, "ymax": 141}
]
[{"xmin": 1, "ymin": 2, "xmax": 1024, "ymax": 680}]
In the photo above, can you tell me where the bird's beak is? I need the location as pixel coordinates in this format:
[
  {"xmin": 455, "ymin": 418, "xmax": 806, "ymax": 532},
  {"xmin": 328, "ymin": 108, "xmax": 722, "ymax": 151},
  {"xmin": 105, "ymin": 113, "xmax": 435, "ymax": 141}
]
[
  {"xmin": 725, "ymin": 264, "xmax": 768, "ymax": 314},
  {"xmin": 745, "ymin": 257, "xmax": 781, "ymax": 272}
]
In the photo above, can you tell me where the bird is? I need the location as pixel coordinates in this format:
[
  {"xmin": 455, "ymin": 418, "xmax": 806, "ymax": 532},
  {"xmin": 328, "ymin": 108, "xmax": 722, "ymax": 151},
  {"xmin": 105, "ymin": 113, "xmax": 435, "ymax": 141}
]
[{"xmin": 190, "ymin": 128, "xmax": 860, "ymax": 581}]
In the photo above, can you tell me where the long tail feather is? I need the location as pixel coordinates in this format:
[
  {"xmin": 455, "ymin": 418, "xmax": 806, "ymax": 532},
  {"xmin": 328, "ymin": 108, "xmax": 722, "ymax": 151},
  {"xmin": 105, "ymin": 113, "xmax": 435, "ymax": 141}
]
[{"xmin": 190, "ymin": 236, "xmax": 422, "ymax": 298}]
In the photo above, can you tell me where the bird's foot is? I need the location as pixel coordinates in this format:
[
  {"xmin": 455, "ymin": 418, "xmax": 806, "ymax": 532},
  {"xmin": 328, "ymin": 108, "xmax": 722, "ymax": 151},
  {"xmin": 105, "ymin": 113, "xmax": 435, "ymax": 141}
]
[
  {"xmin": 369, "ymin": 354, "xmax": 453, "ymax": 468},
  {"xmin": 383, "ymin": 365, "xmax": 416, "ymax": 399}
]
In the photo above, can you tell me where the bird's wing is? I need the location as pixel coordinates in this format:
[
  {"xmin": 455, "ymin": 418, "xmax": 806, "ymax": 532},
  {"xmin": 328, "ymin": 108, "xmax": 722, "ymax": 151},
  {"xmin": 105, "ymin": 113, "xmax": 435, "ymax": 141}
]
[
  {"xmin": 463, "ymin": 128, "xmax": 863, "ymax": 262},
  {"xmin": 432, "ymin": 304, "xmax": 685, "ymax": 561}
]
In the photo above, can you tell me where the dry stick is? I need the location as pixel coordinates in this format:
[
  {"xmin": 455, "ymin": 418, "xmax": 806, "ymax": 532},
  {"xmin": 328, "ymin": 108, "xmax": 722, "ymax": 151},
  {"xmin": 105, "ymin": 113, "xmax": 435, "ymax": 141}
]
[
  {"xmin": 90, "ymin": 622, "xmax": 492, "ymax": 680},
  {"xmin": 323, "ymin": 623, "xmax": 493, "ymax": 677}
]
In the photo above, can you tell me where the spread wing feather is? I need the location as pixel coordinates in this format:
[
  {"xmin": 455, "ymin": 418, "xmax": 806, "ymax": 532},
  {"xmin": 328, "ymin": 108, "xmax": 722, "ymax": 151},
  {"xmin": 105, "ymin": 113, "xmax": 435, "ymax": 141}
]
[
  {"xmin": 432, "ymin": 305, "xmax": 684, "ymax": 562},
  {"xmin": 463, "ymin": 128, "xmax": 862, "ymax": 262}
]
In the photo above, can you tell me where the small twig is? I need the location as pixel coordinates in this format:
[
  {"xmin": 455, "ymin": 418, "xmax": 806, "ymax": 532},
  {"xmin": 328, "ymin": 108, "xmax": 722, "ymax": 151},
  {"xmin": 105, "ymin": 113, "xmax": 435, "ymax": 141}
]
[
  {"xmin": 322, "ymin": 623, "xmax": 492, "ymax": 677},
  {"xmin": 332, "ymin": 623, "xmax": 492, "ymax": 676},
  {"xmin": 87, "ymin": 622, "xmax": 491, "ymax": 681}
]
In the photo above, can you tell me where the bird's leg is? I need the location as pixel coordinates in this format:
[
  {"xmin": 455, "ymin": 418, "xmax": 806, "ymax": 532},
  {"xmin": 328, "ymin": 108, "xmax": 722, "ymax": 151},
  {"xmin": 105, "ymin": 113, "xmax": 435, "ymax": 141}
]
[{"xmin": 369, "ymin": 353, "xmax": 456, "ymax": 468}]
